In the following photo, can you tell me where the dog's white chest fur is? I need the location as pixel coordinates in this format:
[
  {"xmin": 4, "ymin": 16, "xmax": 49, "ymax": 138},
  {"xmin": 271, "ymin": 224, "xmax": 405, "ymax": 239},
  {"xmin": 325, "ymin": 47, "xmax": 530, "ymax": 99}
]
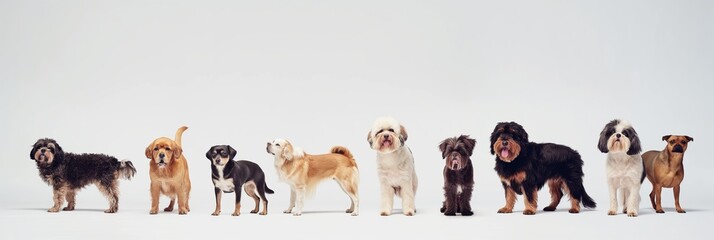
[
  {"xmin": 607, "ymin": 152, "xmax": 643, "ymax": 186},
  {"xmin": 212, "ymin": 164, "xmax": 235, "ymax": 193},
  {"xmin": 377, "ymin": 147, "xmax": 417, "ymax": 188}
]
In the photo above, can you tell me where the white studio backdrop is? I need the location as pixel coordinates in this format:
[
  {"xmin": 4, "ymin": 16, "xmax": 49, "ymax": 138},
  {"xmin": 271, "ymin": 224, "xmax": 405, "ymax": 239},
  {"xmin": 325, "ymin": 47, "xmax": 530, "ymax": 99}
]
[{"xmin": 1, "ymin": 1, "xmax": 712, "ymax": 240}]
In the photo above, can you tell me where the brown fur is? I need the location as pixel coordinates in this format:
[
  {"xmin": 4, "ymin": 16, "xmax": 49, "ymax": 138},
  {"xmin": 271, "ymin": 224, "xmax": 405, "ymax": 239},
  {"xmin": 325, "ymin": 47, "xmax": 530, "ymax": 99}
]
[
  {"xmin": 493, "ymin": 138, "xmax": 521, "ymax": 162},
  {"xmin": 642, "ymin": 135, "xmax": 693, "ymax": 213},
  {"xmin": 269, "ymin": 139, "xmax": 359, "ymax": 215},
  {"xmin": 146, "ymin": 126, "xmax": 191, "ymax": 215}
]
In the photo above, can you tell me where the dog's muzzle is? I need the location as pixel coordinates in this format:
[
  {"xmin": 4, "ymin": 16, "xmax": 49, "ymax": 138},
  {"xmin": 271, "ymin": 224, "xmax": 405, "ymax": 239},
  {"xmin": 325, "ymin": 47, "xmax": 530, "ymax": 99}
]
[{"xmin": 266, "ymin": 143, "xmax": 274, "ymax": 155}]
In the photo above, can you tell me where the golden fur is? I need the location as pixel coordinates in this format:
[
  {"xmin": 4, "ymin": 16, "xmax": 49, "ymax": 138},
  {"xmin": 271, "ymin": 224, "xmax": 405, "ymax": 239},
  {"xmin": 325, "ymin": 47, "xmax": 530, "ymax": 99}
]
[
  {"xmin": 267, "ymin": 139, "xmax": 359, "ymax": 216},
  {"xmin": 146, "ymin": 126, "xmax": 191, "ymax": 215}
]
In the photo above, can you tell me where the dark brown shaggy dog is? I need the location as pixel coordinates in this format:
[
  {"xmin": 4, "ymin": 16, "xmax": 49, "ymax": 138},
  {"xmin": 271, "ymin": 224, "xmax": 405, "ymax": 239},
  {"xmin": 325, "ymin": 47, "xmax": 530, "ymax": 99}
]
[
  {"xmin": 30, "ymin": 138, "xmax": 136, "ymax": 213},
  {"xmin": 439, "ymin": 135, "xmax": 476, "ymax": 216}
]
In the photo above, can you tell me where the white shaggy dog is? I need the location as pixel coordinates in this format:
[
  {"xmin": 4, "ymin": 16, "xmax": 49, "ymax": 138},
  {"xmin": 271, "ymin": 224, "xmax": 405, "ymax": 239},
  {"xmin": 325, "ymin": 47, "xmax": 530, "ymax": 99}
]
[
  {"xmin": 367, "ymin": 117, "xmax": 417, "ymax": 216},
  {"xmin": 598, "ymin": 119, "xmax": 643, "ymax": 217}
]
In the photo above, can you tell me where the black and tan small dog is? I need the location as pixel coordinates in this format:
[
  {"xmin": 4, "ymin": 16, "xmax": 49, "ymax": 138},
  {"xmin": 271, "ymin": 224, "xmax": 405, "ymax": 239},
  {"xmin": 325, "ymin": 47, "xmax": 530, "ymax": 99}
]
[
  {"xmin": 490, "ymin": 122, "xmax": 596, "ymax": 215},
  {"xmin": 642, "ymin": 135, "xmax": 693, "ymax": 213},
  {"xmin": 206, "ymin": 145, "xmax": 274, "ymax": 216},
  {"xmin": 438, "ymin": 135, "xmax": 476, "ymax": 216},
  {"xmin": 30, "ymin": 138, "xmax": 136, "ymax": 213}
]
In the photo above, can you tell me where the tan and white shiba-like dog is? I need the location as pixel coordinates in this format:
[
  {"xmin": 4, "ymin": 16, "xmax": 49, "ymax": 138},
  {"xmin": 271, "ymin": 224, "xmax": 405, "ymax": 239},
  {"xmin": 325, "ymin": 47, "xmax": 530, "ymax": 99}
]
[
  {"xmin": 266, "ymin": 139, "xmax": 359, "ymax": 216},
  {"xmin": 368, "ymin": 117, "xmax": 417, "ymax": 216}
]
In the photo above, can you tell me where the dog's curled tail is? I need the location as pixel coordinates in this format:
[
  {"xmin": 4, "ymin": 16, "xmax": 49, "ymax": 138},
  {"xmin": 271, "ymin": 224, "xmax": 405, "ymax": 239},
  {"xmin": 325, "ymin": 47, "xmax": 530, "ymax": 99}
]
[
  {"xmin": 119, "ymin": 160, "xmax": 137, "ymax": 180},
  {"xmin": 330, "ymin": 146, "xmax": 356, "ymax": 166},
  {"xmin": 175, "ymin": 126, "xmax": 188, "ymax": 146}
]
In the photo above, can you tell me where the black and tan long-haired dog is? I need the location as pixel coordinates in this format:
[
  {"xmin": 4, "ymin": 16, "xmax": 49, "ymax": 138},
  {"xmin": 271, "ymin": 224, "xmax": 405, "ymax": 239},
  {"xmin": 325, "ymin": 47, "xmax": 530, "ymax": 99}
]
[
  {"xmin": 30, "ymin": 138, "xmax": 136, "ymax": 213},
  {"xmin": 438, "ymin": 135, "xmax": 475, "ymax": 216},
  {"xmin": 490, "ymin": 122, "xmax": 596, "ymax": 215}
]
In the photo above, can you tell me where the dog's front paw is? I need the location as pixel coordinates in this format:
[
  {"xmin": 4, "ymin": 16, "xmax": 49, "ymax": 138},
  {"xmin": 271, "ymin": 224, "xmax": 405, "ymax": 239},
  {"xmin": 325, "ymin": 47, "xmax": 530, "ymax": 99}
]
[
  {"xmin": 292, "ymin": 212, "xmax": 302, "ymax": 216},
  {"xmin": 676, "ymin": 208, "xmax": 686, "ymax": 213},
  {"xmin": 149, "ymin": 209, "xmax": 158, "ymax": 215},
  {"xmin": 259, "ymin": 211, "xmax": 268, "ymax": 216},
  {"xmin": 48, "ymin": 207, "xmax": 60, "ymax": 213},
  {"xmin": 522, "ymin": 209, "xmax": 536, "ymax": 215},
  {"xmin": 164, "ymin": 207, "xmax": 174, "ymax": 212},
  {"xmin": 607, "ymin": 210, "xmax": 617, "ymax": 215},
  {"xmin": 250, "ymin": 209, "xmax": 259, "ymax": 214},
  {"xmin": 283, "ymin": 209, "xmax": 292, "ymax": 214},
  {"xmin": 443, "ymin": 211, "xmax": 456, "ymax": 216},
  {"xmin": 178, "ymin": 209, "xmax": 188, "ymax": 215},
  {"xmin": 231, "ymin": 212, "xmax": 240, "ymax": 216},
  {"xmin": 543, "ymin": 206, "xmax": 556, "ymax": 211},
  {"xmin": 656, "ymin": 209, "xmax": 665, "ymax": 214},
  {"xmin": 380, "ymin": 211, "xmax": 391, "ymax": 216},
  {"xmin": 461, "ymin": 210, "xmax": 474, "ymax": 216},
  {"xmin": 403, "ymin": 209, "xmax": 415, "ymax": 216},
  {"xmin": 497, "ymin": 207, "xmax": 512, "ymax": 214},
  {"xmin": 627, "ymin": 211, "xmax": 638, "ymax": 217},
  {"xmin": 104, "ymin": 208, "xmax": 117, "ymax": 213},
  {"xmin": 568, "ymin": 208, "xmax": 580, "ymax": 214},
  {"xmin": 62, "ymin": 206, "xmax": 75, "ymax": 211},
  {"xmin": 211, "ymin": 211, "xmax": 220, "ymax": 216}
]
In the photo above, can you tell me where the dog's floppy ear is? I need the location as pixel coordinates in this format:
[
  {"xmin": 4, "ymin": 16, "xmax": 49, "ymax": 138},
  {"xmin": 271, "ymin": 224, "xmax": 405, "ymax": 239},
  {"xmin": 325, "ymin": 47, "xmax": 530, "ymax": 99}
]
[
  {"xmin": 399, "ymin": 125, "xmax": 408, "ymax": 144},
  {"xmin": 281, "ymin": 142, "xmax": 294, "ymax": 161},
  {"xmin": 205, "ymin": 146, "xmax": 215, "ymax": 160},
  {"xmin": 172, "ymin": 143, "xmax": 183, "ymax": 160},
  {"xmin": 145, "ymin": 142, "xmax": 154, "ymax": 159},
  {"xmin": 489, "ymin": 122, "xmax": 505, "ymax": 155},
  {"xmin": 30, "ymin": 142, "xmax": 39, "ymax": 160},
  {"xmin": 228, "ymin": 145, "xmax": 237, "ymax": 159},
  {"xmin": 685, "ymin": 136, "xmax": 694, "ymax": 142},
  {"xmin": 53, "ymin": 142, "xmax": 64, "ymax": 160},
  {"xmin": 627, "ymin": 129, "xmax": 642, "ymax": 155},
  {"xmin": 438, "ymin": 139, "xmax": 450, "ymax": 159},
  {"xmin": 662, "ymin": 135, "xmax": 672, "ymax": 141},
  {"xmin": 367, "ymin": 131, "xmax": 373, "ymax": 146},
  {"xmin": 461, "ymin": 135, "xmax": 476, "ymax": 156},
  {"xmin": 598, "ymin": 127, "xmax": 611, "ymax": 153}
]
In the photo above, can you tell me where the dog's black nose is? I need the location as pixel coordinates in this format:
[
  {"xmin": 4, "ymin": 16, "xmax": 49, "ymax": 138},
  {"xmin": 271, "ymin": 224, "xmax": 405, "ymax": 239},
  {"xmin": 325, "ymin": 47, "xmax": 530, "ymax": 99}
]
[
  {"xmin": 616, "ymin": 133, "xmax": 621, "ymax": 138},
  {"xmin": 159, "ymin": 153, "xmax": 165, "ymax": 158},
  {"xmin": 384, "ymin": 135, "xmax": 390, "ymax": 140},
  {"xmin": 502, "ymin": 140, "xmax": 508, "ymax": 146},
  {"xmin": 40, "ymin": 149, "xmax": 46, "ymax": 153}
]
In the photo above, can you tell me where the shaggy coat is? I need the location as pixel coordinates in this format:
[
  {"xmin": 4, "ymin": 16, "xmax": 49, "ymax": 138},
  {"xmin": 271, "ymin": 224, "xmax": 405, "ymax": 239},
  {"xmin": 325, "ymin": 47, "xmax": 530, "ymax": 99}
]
[{"xmin": 438, "ymin": 135, "xmax": 475, "ymax": 216}]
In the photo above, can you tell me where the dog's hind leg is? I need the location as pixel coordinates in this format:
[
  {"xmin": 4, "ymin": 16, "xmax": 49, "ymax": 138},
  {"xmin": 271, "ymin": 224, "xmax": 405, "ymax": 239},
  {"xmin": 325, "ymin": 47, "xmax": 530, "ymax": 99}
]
[
  {"xmin": 98, "ymin": 181, "xmax": 119, "ymax": 213},
  {"xmin": 63, "ymin": 189, "xmax": 76, "ymax": 211},
  {"xmin": 543, "ymin": 179, "xmax": 563, "ymax": 212},
  {"xmin": 243, "ymin": 182, "xmax": 260, "ymax": 214},
  {"xmin": 335, "ymin": 176, "xmax": 359, "ymax": 216},
  {"xmin": 255, "ymin": 182, "xmax": 269, "ymax": 215}
]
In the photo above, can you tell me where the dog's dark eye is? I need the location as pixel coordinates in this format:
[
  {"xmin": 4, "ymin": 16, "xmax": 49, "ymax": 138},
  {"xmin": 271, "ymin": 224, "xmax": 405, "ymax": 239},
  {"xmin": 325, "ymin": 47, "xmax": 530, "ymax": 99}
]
[
  {"xmin": 680, "ymin": 140, "xmax": 687, "ymax": 144},
  {"xmin": 376, "ymin": 130, "xmax": 384, "ymax": 134},
  {"xmin": 275, "ymin": 143, "xmax": 280, "ymax": 146},
  {"xmin": 153, "ymin": 147, "xmax": 158, "ymax": 151},
  {"xmin": 166, "ymin": 147, "xmax": 171, "ymax": 151},
  {"xmin": 388, "ymin": 129, "xmax": 395, "ymax": 132},
  {"xmin": 670, "ymin": 140, "xmax": 675, "ymax": 144}
]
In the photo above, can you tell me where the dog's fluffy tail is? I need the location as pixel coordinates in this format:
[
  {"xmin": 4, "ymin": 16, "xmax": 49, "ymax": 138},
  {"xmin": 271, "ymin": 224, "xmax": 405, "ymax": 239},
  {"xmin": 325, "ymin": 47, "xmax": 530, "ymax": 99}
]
[
  {"xmin": 640, "ymin": 158, "xmax": 647, "ymax": 184},
  {"xmin": 330, "ymin": 146, "xmax": 356, "ymax": 167},
  {"xmin": 175, "ymin": 126, "xmax": 188, "ymax": 146},
  {"xmin": 118, "ymin": 160, "xmax": 137, "ymax": 180},
  {"xmin": 580, "ymin": 190, "xmax": 597, "ymax": 209}
]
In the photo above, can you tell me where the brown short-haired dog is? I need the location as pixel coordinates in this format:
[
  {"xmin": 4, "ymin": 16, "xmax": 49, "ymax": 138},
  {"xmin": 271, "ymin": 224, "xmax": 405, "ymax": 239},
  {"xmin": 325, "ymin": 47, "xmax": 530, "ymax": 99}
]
[
  {"xmin": 642, "ymin": 135, "xmax": 693, "ymax": 213},
  {"xmin": 146, "ymin": 126, "xmax": 192, "ymax": 215}
]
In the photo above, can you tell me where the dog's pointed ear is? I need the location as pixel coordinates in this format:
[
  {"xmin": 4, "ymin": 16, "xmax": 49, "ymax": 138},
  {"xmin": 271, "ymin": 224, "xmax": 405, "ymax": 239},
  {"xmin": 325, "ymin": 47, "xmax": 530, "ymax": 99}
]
[
  {"xmin": 205, "ymin": 146, "xmax": 214, "ymax": 160},
  {"xmin": 172, "ymin": 144, "xmax": 183, "ymax": 160},
  {"xmin": 281, "ymin": 143, "xmax": 293, "ymax": 161},
  {"xmin": 367, "ymin": 131, "xmax": 373, "ymax": 146},
  {"xmin": 662, "ymin": 135, "xmax": 672, "ymax": 141},
  {"xmin": 399, "ymin": 125, "xmax": 408, "ymax": 144},
  {"xmin": 145, "ymin": 142, "xmax": 154, "ymax": 159},
  {"xmin": 228, "ymin": 145, "xmax": 237, "ymax": 159},
  {"xmin": 685, "ymin": 136, "xmax": 694, "ymax": 142},
  {"xmin": 462, "ymin": 135, "xmax": 476, "ymax": 156},
  {"xmin": 438, "ymin": 139, "xmax": 449, "ymax": 159},
  {"xmin": 598, "ymin": 127, "xmax": 610, "ymax": 153},
  {"xmin": 627, "ymin": 129, "xmax": 642, "ymax": 155}
]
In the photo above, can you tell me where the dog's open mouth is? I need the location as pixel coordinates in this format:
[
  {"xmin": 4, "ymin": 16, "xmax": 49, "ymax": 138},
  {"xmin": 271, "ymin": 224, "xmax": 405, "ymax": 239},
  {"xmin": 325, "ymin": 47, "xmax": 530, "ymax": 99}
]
[
  {"xmin": 500, "ymin": 147, "xmax": 511, "ymax": 159},
  {"xmin": 381, "ymin": 139, "xmax": 393, "ymax": 148},
  {"xmin": 451, "ymin": 159, "xmax": 460, "ymax": 169}
]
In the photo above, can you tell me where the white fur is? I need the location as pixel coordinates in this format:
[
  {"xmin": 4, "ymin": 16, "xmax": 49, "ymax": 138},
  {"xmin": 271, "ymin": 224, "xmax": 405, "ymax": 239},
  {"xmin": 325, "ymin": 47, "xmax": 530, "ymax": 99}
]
[
  {"xmin": 604, "ymin": 120, "xmax": 642, "ymax": 217},
  {"xmin": 369, "ymin": 117, "xmax": 417, "ymax": 216},
  {"xmin": 212, "ymin": 163, "xmax": 235, "ymax": 193}
]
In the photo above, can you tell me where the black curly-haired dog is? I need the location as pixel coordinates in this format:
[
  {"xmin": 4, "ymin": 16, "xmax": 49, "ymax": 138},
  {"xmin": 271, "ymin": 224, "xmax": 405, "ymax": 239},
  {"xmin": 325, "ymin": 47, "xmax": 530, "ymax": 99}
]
[
  {"xmin": 438, "ymin": 135, "xmax": 475, "ymax": 216},
  {"xmin": 490, "ymin": 122, "xmax": 596, "ymax": 215},
  {"xmin": 30, "ymin": 138, "xmax": 136, "ymax": 213}
]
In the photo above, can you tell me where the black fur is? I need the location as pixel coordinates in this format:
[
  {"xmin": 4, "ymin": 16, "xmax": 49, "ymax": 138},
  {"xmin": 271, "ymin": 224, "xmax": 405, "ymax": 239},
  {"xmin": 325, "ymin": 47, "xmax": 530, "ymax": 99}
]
[
  {"xmin": 206, "ymin": 145, "xmax": 274, "ymax": 215},
  {"xmin": 30, "ymin": 138, "xmax": 136, "ymax": 213},
  {"xmin": 490, "ymin": 122, "xmax": 596, "ymax": 214},
  {"xmin": 438, "ymin": 135, "xmax": 475, "ymax": 216}
]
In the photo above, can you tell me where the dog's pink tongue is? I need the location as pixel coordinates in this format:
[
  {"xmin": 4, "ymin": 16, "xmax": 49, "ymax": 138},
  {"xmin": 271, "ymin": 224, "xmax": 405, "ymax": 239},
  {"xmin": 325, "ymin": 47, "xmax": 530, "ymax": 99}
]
[
  {"xmin": 451, "ymin": 159, "xmax": 458, "ymax": 165},
  {"xmin": 501, "ymin": 149, "xmax": 510, "ymax": 158}
]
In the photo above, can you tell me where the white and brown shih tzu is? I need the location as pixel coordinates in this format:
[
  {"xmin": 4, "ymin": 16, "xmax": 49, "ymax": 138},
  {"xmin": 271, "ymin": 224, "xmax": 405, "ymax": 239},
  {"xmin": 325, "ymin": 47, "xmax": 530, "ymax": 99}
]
[{"xmin": 367, "ymin": 117, "xmax": 417, "ymax": 216}]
